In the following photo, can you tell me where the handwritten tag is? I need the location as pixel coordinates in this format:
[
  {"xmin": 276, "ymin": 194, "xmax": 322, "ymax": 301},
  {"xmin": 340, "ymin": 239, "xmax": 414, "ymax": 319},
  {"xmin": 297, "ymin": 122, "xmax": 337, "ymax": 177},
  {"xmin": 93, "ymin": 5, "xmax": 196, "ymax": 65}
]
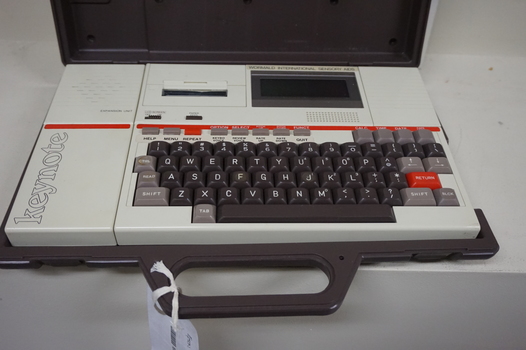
[{"xmin": 147, "ymin": 287, "xmax": 199, "ymax": 350}]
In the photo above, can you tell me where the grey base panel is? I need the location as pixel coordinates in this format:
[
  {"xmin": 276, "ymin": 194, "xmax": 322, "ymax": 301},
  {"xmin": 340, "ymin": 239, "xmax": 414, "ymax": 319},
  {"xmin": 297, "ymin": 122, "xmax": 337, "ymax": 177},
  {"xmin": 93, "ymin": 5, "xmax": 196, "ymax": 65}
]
[{"xmin": 0, "ymin": 209, "xmax": 499, "ymax": 319}]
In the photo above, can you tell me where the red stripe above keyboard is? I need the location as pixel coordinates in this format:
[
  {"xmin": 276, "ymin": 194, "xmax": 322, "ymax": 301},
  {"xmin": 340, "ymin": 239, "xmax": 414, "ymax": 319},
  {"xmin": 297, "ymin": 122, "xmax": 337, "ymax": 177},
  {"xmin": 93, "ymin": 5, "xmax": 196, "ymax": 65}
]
[
  {"xmin": 136, "ymin": 124, "xmax": 441, "ymax": 132},
  {"xmin": 44, "ymin": 124, "xmax": 131, "ymax": 129}
]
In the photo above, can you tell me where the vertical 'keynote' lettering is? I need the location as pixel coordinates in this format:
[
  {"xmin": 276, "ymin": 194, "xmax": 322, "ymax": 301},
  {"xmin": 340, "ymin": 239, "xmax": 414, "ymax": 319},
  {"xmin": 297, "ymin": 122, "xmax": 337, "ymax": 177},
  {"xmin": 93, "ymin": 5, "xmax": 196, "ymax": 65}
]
[{"xmin": 13, "ymin": 132, "xmax": 68, "ymax": 224}]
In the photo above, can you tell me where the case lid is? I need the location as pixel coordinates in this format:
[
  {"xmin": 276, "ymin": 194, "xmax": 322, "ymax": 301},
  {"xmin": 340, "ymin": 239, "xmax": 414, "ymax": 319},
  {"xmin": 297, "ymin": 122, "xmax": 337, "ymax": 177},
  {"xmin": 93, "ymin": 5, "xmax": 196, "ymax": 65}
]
[{"xmin": 52, "ymin": 0, "xmax": 431, "ymax": 67}]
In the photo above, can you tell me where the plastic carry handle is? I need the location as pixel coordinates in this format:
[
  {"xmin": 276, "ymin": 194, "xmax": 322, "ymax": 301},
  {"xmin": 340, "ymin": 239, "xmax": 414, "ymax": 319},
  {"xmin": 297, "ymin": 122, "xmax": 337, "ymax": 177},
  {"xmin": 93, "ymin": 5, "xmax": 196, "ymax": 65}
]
[{"xmin": 140, "ymin": 245, "xmax": 363, "ymax": 319}]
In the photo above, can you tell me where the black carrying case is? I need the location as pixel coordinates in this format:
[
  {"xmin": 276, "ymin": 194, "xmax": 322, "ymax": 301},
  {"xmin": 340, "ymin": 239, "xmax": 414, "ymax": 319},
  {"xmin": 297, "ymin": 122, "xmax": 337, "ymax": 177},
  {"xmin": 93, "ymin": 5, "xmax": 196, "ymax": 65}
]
[{"xmin": 0, "ymin": 0, "xmax": 499, "ymax": 319}]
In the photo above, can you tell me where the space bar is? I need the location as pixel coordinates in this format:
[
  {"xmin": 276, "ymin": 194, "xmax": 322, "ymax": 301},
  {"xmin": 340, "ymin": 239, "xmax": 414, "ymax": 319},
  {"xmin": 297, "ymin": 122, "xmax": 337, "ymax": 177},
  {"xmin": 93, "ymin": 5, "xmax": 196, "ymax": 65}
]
[{"xmin": 216, "ymin": 204, "xmax": 396, "ymax": 223}]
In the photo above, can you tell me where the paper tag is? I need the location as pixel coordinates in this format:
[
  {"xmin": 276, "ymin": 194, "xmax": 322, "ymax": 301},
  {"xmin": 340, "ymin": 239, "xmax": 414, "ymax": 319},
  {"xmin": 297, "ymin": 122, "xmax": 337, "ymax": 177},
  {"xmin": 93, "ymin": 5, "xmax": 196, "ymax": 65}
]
[
  {"xmin": 147, "ymin": 288, "xmax": 199, "ymax": 350},
  {"xmin": 147, "ymin": 261, "xmax": 199, "ymax": 350}
]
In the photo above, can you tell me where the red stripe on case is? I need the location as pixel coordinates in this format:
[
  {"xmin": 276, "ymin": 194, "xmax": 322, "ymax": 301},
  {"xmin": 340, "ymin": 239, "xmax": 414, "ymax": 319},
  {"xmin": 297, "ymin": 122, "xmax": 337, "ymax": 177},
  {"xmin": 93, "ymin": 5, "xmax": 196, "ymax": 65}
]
[
  {"xmin": 137, "ymin": 124, "xmax": 441, "ymax": 132},
  {"xmin": 44, "ymin": 124, "xmax": 131, "ymax": 129}
]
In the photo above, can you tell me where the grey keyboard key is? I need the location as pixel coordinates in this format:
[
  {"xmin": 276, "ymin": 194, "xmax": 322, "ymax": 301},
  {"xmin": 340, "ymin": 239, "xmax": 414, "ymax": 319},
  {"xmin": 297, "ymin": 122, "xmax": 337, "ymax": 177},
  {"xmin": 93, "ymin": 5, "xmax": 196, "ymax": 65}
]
[
  {"xmin": 352, "ymin": 129, "xmax": 374, "ymax": 144},
  {"xmin": 210, "ymin": 128, "xmax": 228, "ymax": 136},
  {"xmin": 142, "ymin": 127, "xmax": 160, "ymax": 135},
  {"xmin": 193, "ymin": 204, "xmax": 216, "ymax": 223},
  {"xmin": 434, "ymin": 188, "xmax": 460, "ymax": 206},
  {"xmin": 397, "ymin": 157, "xmax": 425, "ymax": 173},
  {"xmin": 400, "ymin": 188, "xmax": 436, "ymax": 206},
  {"xmin": 413, "ymin": 129, "xmax": 436, "ymax": 145},
  {"xmin": 423, "ymin": 157, "xmax": 452, "ymax": 174},
  {"xmin": 134, "ymin": 155, "xmax": 157, "ymax": 173},
  {"xmin": 232, "ymin": 128, "xmax": 249, "ymax": 136},
  {"xmin": 273, "ymin": 129, "xmax": 291, "ymax": 136},
  {"xmin": 217, "ymin": 204, "xmax": 395, "ymax": 223},
  {"xmin": 293, "ymin": 129, "xmax": 311, "ymax": 136},
  {"xmin": 164, "ymin": 128, "xmax": 182, "ymax": 135},
  {"xmin": 393, "ymin": 129, "xmax": 415, "ymax": 145},
  {"xmin": 134, "ymin": 187, "xmax": 169, "ymax": 206},
  {"xmin": 252, "ymin": 128, "xmax": 270, "ymax": 136},
  {"xmin": 373, "ymin": 129, "xmax": 395, "ymax": 144},
  {"xmin": 137, "ymin": 171, "xmax": 160, "ymax": 188}
]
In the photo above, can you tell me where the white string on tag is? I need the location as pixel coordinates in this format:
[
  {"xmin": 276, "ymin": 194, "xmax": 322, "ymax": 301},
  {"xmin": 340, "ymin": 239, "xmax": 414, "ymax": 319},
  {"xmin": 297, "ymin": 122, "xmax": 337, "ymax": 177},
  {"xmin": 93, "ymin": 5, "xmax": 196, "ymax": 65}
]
[{"xmin": 150, "ymin": 261, "xmax": 180, "ymax": 330}]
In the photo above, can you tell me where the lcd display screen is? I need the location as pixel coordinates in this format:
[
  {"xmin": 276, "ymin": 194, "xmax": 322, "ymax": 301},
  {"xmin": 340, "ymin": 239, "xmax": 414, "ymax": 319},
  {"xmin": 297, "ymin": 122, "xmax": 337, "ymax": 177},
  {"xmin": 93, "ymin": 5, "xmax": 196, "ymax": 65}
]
[
  {"xmin": 251, "ymin": 71, "xmax": 363, "ymax": 108},
  {"xmin": 259, "ymin": 79, "xmax": 350, "ymax": 98}
]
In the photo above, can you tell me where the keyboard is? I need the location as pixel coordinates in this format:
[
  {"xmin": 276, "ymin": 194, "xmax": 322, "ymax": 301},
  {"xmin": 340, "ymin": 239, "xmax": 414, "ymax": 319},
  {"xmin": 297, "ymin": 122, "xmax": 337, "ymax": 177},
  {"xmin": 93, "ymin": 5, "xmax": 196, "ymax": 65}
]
[
  {"xmin": 133, "ymin": 129, "xmax": 454, "ymax": 213},
  {"xmin": 4, "ymin": 64, "xmax": 481, "ymax": 246},
  {"xmin": 114, "ymin": 123, "xmax": 480, "ymax": 245}
]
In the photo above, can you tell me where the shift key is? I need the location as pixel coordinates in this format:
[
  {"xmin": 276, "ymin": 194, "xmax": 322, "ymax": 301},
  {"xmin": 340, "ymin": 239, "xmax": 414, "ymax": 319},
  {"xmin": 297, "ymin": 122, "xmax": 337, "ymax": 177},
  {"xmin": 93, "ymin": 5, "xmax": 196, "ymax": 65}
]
[{"xmin": 134, "ymin": 188, "xmax": 169, "ymax": 206}]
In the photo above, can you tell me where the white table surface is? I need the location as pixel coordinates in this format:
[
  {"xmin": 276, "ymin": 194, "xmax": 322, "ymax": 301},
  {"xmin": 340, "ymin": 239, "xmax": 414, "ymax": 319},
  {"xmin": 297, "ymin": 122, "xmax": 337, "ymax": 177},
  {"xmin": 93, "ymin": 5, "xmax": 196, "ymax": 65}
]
[{"xmin": 1, "ymin": 1, "xmax": 526, "ymax": 349}]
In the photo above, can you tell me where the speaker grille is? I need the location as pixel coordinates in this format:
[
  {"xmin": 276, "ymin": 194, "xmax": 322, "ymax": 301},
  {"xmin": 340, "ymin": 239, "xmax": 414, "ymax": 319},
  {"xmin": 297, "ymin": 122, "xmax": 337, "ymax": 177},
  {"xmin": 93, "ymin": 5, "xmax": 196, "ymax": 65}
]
[
  {"xmin": 306, "ymin": 111, "xmax": 360, "ymax": 123},
  {"xmin": 52, "ymin": 69, "xmax": 142, "ymax": 107}
]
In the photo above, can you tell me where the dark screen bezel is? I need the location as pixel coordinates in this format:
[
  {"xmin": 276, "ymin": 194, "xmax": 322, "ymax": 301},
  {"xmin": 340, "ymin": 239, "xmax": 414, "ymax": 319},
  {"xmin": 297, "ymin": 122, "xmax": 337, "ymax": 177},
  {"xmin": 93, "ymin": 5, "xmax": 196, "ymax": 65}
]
[{"xmin": 251, "ymin": 71, "xmax": 364, "ymax": 108}]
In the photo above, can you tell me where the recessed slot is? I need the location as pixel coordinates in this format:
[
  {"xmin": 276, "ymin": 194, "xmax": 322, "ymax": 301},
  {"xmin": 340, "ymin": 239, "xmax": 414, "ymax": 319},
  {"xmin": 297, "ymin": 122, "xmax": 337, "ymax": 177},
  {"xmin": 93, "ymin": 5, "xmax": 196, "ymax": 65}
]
[
  {"xmin": 162, "ymin": 90, "xmax": 227, "ymax": 97},
  {"xmin": 176, "ymin": 266, "xmax": 329, "ymax": 296},
  {"xmin": 186, "ymin": 115, "xmax": 203, "ymax": 120},
  {"xmin": 162, "ymin": 80, "xmax": 228, "ymax": 97}
]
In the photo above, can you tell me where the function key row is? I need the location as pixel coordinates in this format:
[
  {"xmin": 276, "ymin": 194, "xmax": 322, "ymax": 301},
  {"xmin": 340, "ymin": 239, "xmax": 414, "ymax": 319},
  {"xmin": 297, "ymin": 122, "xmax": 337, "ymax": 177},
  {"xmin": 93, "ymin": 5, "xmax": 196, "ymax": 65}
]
[
  {"xmin": 353, "ymin": 128, "xmax": 436, "ymax": 145},
  {"xmin": 141, "ymin": 127, "xmax": 437, "ymax": 144},
  {"xmin": 141, "ymin": 127, "xmax": 311, "ymax": 137},
  {"xmin": 146, "ymin": 141, "xmax": 447, "ymax": 159}
]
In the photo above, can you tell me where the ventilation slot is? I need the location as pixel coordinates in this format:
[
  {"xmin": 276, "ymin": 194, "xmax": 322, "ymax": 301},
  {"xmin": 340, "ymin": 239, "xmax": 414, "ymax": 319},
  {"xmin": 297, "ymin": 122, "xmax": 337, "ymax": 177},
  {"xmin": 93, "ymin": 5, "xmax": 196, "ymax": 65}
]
[{"xmin": 306, "ymin": 112, "xmax": 360, "ymax": 124}]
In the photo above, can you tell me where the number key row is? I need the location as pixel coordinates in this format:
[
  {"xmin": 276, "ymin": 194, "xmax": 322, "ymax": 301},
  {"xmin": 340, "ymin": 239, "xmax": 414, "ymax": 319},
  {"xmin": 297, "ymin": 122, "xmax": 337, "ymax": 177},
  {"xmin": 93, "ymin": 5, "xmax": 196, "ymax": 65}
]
[{"xmin": 147, "ymin": 140, "xmax": 447, "ymax": 159}]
